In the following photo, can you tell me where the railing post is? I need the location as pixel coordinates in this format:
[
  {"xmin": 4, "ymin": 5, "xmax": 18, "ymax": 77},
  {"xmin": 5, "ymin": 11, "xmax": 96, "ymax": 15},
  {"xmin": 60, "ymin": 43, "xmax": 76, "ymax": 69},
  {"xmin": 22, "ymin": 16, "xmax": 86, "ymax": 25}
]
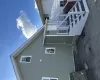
[{"xmin": 43, "ymin": 19, "xmax": 48, "ymax": 45}]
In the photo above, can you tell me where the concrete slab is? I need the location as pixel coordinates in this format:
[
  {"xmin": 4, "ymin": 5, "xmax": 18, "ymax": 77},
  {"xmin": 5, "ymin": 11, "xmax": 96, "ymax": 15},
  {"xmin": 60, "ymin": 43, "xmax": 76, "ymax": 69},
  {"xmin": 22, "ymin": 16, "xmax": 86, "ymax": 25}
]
[{"xmin": 76, "ymin": 0, "xmax": 100, "ymax": 80}]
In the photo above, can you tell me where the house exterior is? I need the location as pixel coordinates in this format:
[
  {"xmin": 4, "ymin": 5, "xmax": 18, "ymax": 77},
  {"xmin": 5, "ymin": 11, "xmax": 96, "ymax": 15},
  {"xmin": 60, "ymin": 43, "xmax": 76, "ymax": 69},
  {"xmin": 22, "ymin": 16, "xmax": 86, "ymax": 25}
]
[{"xmin": 11, "ymin": 0, "xmax": 89, "ymax": 80}]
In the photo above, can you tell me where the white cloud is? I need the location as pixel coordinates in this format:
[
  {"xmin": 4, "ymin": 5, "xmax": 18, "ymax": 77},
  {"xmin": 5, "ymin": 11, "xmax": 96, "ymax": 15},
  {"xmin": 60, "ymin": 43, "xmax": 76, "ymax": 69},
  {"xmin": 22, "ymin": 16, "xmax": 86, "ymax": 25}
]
[
  {"xmin": 34, "ymin": 0, "xmax": 39, "ymax": 12},
  {"xmin": 35, "ymin": 1, "xmax": 37, "ymax": 9},
  {"xmin": 16, "ymin": 11, "xmax": 37, "ymax": 39}
]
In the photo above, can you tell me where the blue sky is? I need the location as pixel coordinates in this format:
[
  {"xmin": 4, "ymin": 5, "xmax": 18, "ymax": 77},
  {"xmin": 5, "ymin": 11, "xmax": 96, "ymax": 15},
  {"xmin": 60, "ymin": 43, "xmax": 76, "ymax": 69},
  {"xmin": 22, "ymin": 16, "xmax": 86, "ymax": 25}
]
[{"xmin": 0, "ymin": 0, "xmax": 42, "ymax": 80}]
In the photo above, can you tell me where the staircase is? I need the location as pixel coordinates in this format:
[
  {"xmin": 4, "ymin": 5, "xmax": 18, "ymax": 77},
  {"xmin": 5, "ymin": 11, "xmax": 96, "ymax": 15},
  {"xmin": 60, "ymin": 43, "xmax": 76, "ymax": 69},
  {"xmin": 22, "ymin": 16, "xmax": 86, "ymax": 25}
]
[{"xmin": 43, "ymin": 0, "xmax": 89, "ymax": 44}]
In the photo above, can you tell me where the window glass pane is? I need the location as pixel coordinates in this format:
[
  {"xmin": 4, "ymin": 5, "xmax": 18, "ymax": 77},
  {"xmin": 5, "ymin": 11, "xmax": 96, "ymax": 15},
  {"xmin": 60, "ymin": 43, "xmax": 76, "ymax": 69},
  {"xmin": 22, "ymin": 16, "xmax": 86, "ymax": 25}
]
[
  {"xmin": 21, "ymin": 56, "xmax": 31, "ymax": 62},
  {"xmin": 22, "ymin": 57, "xmax": 26, "ymax": 61},
  {"xmin": 60, "ymin": 1, "xmax": 64, "ymax": 7},
  {"xmin": 49, "ymin": 49, "xmax": 54, "ymax": 53},
  {"xmin": 26, "ymin": 57, "xmax": 31, "ymax": 62},
  {"xmin": 47, "ymin": 49, "xmax": 55, "ymax": 54},
  {"xmin": 47, "ymin": 49, "xmax": 50, "ymax": 52}
]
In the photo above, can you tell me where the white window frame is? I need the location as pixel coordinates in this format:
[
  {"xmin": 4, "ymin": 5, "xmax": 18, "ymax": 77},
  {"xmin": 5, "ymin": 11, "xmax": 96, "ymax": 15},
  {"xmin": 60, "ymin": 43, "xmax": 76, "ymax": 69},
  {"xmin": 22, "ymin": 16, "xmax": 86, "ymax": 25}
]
[
  {"xmin": 42, "ymin": 77, "xmax": 58, "ymax": 80},
  {"xmin": 20, "ymin": 56, "xmax": 32, "ymax": 63},
  {"xmin": 45, "ymin": 47, "xmax": 56, "ymax": 54}
]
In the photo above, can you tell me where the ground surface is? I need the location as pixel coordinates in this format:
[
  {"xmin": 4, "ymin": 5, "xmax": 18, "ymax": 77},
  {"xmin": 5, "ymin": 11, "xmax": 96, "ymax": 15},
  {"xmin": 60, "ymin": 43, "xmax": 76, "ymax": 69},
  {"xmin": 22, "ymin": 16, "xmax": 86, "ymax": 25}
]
[{"xmin": 76, "ymin": 0, "xmax": 100, "ymax": 80}]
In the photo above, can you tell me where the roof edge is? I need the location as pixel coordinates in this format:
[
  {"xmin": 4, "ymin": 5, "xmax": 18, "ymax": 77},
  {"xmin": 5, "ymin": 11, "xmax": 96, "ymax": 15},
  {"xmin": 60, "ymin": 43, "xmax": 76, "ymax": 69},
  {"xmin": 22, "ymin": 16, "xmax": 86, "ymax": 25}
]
[
  {"xmin": 11, "ymin": 27, "xmax": 44, "ymax": 58},
  {"xmin": 10, "ymin": 55, "xmax": 22, "ymax": 80}
]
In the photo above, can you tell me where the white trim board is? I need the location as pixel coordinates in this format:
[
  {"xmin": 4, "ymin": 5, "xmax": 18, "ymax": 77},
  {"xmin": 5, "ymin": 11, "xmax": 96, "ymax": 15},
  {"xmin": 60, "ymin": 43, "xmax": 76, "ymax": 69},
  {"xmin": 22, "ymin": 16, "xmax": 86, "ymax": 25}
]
[{"xmin": 42, "ymin": 77, "xmax": 58, "ymax": 80}]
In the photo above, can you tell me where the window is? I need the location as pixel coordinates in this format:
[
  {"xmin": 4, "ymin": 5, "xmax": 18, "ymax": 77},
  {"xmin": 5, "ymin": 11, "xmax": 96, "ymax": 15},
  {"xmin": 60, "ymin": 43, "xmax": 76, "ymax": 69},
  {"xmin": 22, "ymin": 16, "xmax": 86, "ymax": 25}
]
[
  {"xmin": 42, "ymin": 77, "xmax": 58, "ymax": 80},
  {"xmin": 45, "ymin": 48, "xmax": 55, "ymax": 54},
  {"xmin": 60, "ymin": 1, "xmax": 65, "ymax": 7},
  {"xmin": 20, "ymin": 56, "xmax": 32, "ymax": 63}
]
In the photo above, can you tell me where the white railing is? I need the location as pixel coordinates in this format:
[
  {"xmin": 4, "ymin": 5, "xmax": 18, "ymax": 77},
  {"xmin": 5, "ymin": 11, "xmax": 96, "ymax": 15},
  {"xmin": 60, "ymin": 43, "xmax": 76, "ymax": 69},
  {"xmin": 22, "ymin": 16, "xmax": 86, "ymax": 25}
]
[
  {"xmin": 52, "ymin": 1, "xmax": 69, "ymax": 21},
  {"xmin": 50, "ymin": 0, "xmax": 78, "ymax": 21},
  {"xmin": 56, "ymin": 1, "xmax": 87, "ymax": 34},
  {"xmin": 57, "ymin": 12, "xmax": 85, "ymax": 34},
  {"xmin": 57, "ymin": 2, "xmax": 78, "ymax": 29},
  {"xmin": 45, "ymin": 0, "xmax": 89, "ymax": 35}
]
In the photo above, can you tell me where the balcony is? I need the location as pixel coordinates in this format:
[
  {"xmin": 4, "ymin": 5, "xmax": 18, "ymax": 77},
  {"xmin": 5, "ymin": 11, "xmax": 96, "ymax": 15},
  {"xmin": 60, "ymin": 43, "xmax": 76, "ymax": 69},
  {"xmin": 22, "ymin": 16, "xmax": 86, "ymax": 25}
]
[{"xmin": 43, "ymin": 0, "xmax": 89, "ymax": 44}]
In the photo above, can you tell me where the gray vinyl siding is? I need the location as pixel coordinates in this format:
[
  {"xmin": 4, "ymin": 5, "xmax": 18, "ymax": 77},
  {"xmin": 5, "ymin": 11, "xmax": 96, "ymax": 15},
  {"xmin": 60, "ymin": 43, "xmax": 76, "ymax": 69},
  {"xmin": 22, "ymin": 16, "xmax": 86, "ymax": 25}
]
[
  {"xmin": 16, "ymin": 31, "xmax": 75, "ymax": 80},
  {"xmin": 44, "ymin": 36, "xmax": 73, "ymax": 44}
]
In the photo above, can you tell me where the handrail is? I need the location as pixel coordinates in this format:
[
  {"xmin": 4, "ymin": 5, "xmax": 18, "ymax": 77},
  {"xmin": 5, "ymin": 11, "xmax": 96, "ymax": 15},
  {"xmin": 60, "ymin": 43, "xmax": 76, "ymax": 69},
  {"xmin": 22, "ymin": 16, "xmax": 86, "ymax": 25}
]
[
  {"xmin": 48, "ymin": 10, "xmax": 84, "ymax": 25},
  {"xmin": 43, "ymin": 19, "xmax": 48, "ymax": 44},
  {"xmin": 56, "ymin": 1, "xmax": 81, "ymax": 30},
  {"xmin": 57, "ymin": 11, "xmax": 85, "ymax": 16}
]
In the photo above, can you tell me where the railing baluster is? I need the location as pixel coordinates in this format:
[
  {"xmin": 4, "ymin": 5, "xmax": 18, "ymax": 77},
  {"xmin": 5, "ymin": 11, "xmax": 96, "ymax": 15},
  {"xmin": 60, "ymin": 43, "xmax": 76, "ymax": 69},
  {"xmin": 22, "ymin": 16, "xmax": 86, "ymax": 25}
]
[
  {"xmin": 49, "ymin": 0, "xmax": 86, "ymax": 35},
  {"xmin": 72, "ymin": 15, "xmax": 75, "ymax": 27},
  {"xmin": 78, "ymin": 1, "xmax": 82, "ymax": 12}
]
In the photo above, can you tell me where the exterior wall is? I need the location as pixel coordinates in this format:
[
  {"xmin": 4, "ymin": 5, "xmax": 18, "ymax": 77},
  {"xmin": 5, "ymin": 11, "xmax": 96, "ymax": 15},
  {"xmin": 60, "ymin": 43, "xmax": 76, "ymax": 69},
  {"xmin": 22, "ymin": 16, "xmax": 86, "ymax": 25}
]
[
  {"xmin": 50, "ymin": 0, "xmax": 64, "ymax": 20},
  {"xmin": 41, "ymin": 0, "xmax": 64, "ymax": 20},
  {"xmin": 41, "ymin": 0, "xmax": 54, "ymax": 17},
  {"xmin": 45, "ymin": 36, "xmax": 73, "ymax": 44},
  {"xmin": 16, "ymin": 31, "xmax": 75, "ymax": 80}
]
